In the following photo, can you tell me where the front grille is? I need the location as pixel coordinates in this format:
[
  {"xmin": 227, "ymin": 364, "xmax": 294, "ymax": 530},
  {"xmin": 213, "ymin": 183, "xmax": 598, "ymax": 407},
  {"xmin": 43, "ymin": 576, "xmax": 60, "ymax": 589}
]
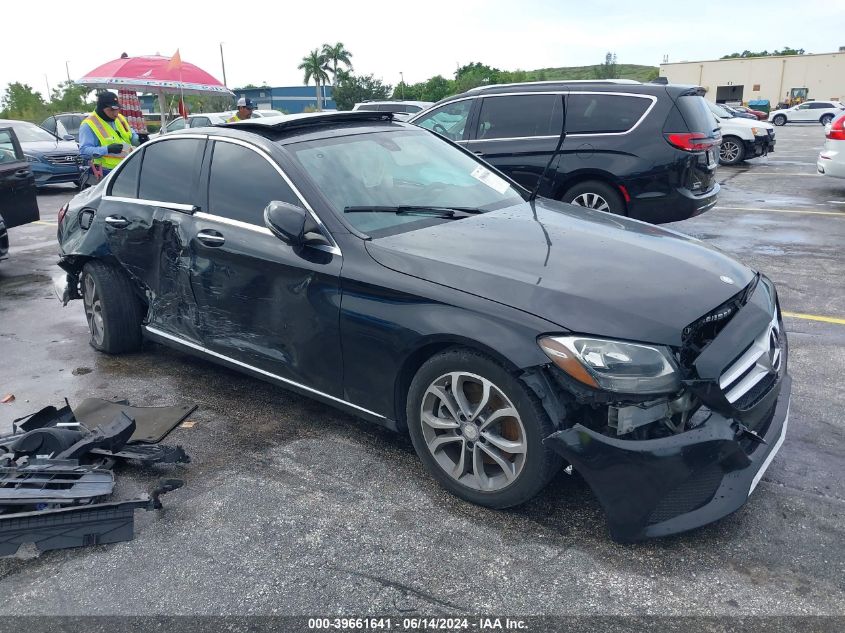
[
  {"xmin": 680, "ymin": 279, "xmax": 757, "ymax": 368},
  {"xmin": 719, "ymin": 316, "xmax": 781, "ymax": 407},
  {"xmin": 43, "ymin": 153, "xmax": 78, "ymax": 165},
  {"xmin": 648, "ymin": 463, "xmax": 723, "ymax": 525}
]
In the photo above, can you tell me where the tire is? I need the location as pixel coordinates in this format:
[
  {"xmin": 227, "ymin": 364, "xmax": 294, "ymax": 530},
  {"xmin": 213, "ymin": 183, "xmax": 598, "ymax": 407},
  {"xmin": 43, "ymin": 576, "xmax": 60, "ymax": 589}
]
[
  {"xmin": 561, "ymin": 180, "xmax": 625, "ymax": 215},
  {"xmin": 718, "ymin": 136, "xmax": 746, "ymax": 166},
  {"xmin": 406, "ymin": 348, "xmax": 563, "ymax": 509},
  {"xmin": 820, "ymin": 114, "xmax": 834, "ymax": 126},
  {"xmin": 772, "ymin": 114, "xmax": 787, "ymax": 126},
  {"xmin": 80, "ymin": 261, "xmax": 144, "ymax": 354}
]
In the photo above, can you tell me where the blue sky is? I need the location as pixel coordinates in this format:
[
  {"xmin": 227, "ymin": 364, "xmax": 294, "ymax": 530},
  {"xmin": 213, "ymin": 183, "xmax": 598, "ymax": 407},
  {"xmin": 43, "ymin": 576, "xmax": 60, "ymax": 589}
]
[{"xmin": 3, "ymin": 0, "xmax": 844, "ymax": 98}]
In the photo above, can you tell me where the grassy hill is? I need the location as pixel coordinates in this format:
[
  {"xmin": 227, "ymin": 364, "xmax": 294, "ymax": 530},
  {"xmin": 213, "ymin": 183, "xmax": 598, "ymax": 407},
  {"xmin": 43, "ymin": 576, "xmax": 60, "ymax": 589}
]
[{"xmin": 523, "ymin": 64, "xmax": 660, "ymax": 82}]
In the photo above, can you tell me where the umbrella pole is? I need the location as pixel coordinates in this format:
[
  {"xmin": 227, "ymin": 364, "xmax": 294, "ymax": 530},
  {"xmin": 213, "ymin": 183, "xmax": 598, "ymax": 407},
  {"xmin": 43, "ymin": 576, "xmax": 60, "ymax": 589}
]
[{"xmin": 158, "ymin": 91, "xmax": 168, "ymax": 134}]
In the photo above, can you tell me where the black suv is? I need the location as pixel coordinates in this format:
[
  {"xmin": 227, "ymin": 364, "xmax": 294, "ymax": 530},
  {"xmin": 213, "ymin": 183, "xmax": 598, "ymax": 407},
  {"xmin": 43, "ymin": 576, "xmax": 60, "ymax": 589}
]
[{"xmin": 410, "ymin": 80, "xmax": 721, "ymax": 223}]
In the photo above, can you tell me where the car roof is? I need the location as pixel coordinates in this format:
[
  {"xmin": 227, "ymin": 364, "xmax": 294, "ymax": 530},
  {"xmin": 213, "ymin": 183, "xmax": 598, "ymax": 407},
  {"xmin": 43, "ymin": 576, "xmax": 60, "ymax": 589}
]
[
  {"xmin": 426, "ymin": 80, "xmax": 703, "ymax": 109},
  {"xmin": 203, "ymin": 110, "xmax": 409, "ymax": 144}
]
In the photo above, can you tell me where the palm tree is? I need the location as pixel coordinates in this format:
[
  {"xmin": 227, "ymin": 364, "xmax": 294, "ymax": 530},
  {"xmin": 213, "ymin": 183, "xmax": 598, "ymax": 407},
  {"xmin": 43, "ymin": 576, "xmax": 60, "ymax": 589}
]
[
  {"xmin": 321, "ymin": 42, "xmax": 353, "ymax": 86},
  {"xmin": 298, "ymin": 49, "xmax": 330, "ymax": 111}
]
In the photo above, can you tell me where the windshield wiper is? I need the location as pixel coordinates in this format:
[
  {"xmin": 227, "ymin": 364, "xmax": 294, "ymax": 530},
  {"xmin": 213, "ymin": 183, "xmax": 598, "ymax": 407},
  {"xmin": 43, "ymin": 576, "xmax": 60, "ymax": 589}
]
[{"xmin": 343, "ymin": 205, "xmax": 485, "ymax": 218}]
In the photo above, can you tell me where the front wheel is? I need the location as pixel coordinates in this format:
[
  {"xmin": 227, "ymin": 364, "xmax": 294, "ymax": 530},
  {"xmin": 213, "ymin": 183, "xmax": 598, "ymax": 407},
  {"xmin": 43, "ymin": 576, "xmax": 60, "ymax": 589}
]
[
  {"xmin": 81, "ymin": 261, "xmax": 144, "ymax": 353},
  {"xmin": 406, "ymin": 348, "xmax": 563, "ymax": 509},
  {"xmin": 719, "ymin": 136, "xmax": 746, "ymax": 165},
  {"xmin": 772, "ymin": 114, "xmax": 787, "ymax": 126},
  {"xmin": 820, "ymin": 114, "xmax": 834, "ymax": 126},
  {"xmin": 562, "ymin": 180, "xmax": 625, "ymax": 215}
]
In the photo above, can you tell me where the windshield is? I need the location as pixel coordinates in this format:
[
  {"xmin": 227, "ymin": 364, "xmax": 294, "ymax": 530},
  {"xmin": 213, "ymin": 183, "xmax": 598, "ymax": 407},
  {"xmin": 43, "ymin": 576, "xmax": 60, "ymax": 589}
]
[
  {"xmin": 707, "ymin": 101, "xmax": 734, "ymax": 119},
  {"xmin": 287, "ymin": 129, "xmax": 525, "ymax": 236},
  {"xmin": 10, "ymin": 121, "xmax": 59, "ymax": 142}
]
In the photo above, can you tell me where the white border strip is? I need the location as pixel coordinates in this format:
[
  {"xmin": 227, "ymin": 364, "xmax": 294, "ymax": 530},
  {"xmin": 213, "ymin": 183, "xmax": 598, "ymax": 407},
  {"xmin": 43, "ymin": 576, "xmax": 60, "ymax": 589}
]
[
  {"xmin": 748, "ymin": 403, "xmax": 789, "ymax": 496},
  {"xmin": 144, "ymin": 326, "xmax": 384, "ymax": 419}
]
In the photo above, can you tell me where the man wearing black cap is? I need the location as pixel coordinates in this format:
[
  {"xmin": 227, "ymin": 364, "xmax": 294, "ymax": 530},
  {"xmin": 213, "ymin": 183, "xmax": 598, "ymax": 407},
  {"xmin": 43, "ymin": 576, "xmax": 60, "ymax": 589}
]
[
  {"xmin": 79, "ymin": 91, "xmax": 139, "ymax": 178},
  {"xmin": 227, "ymin": 97, "xmax": 256, "ymax": 122}
]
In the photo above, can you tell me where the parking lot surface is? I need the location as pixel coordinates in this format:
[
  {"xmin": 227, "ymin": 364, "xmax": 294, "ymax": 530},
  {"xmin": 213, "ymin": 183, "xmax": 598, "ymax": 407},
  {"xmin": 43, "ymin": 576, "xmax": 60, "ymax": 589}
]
[{"xmin": 0, "ymin": 124, "xmax": 843, "ymax": 617}]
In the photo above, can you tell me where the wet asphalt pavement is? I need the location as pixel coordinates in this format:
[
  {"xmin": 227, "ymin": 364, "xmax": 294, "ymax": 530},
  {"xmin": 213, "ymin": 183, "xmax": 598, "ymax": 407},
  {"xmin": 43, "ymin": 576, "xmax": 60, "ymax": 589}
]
[{"xmin": 0, "ymin": 124, "xmax": 843, "ymax": 618}]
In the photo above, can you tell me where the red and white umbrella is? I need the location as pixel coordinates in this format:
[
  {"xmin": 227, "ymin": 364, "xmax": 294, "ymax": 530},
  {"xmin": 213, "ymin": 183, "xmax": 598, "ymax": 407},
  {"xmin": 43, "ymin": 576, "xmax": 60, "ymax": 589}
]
[{"xmin": 77, "ymin": 54, "xmax": 232, "ymax": 132}]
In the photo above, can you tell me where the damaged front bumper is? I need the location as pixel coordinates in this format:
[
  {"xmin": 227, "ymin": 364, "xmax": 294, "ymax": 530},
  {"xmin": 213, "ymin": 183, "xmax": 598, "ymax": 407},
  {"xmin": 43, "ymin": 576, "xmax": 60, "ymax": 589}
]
[{"xmin": 546, "ymin": 373, "xmax": 791, "ymax": 542}]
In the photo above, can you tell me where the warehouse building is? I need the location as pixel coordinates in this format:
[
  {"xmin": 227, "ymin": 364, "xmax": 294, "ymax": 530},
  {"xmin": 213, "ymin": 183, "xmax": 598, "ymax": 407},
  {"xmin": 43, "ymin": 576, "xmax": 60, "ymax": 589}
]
[{"xmin": 659, "ymin": 49, "xmax": 845, "ymax": 107}]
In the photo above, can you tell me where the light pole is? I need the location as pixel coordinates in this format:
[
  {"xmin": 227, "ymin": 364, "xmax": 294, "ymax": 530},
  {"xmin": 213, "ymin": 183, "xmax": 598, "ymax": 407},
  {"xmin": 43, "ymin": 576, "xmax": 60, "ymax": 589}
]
[
  {"xmin": 44, "ymin": 74, "xmax": 52, "ymax": 98},
  {"xmin": 219, "ymin": 42, "xmax": 228, "ymax": 88},
  {"xmin": 65, "ymin": 61, "xmax": 71, "ymax": 83},
  {"xmin": 400, "ymin": 71, "xmax": 404, "ymax": 99}
]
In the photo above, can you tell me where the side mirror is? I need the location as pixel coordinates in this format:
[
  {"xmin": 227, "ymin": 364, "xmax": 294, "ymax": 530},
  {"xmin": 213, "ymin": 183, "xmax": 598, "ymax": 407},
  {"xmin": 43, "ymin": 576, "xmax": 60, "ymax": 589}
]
[
  {"xmin": 264, "ymin": 201, "xmax": 331, "ymax": 250},
  {"xmin": 62, "ymin": 134, "xmax": 75, "ymax": 141}
]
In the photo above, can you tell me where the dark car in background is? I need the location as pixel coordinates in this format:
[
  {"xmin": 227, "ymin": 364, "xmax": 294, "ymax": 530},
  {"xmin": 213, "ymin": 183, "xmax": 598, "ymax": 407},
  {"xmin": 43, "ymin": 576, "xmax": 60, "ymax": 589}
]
[
  {"xmin": 41, "ymin": 112, "xmax": 88, "ymax": 141},
  {"xmin": 55, "ymin": 112, "xmax": 790, "ymax": 541},
  {"xmin": 410, "ymin": 80, "xmax": 721, "ymax": 224},
  {"xmin": 0, "ymin": 125, "xmax": 40, "ymax": 260},
  {"xmin": 0, "ymin": 119, "xmax": 81, "ymax": 187}
]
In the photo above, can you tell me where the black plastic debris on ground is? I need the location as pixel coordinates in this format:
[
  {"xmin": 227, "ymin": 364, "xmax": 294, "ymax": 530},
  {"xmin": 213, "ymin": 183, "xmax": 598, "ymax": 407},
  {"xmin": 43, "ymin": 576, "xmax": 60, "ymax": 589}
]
[{"xmin": 0, "ymin": 400, "xmax": 192, "ymax": 557}]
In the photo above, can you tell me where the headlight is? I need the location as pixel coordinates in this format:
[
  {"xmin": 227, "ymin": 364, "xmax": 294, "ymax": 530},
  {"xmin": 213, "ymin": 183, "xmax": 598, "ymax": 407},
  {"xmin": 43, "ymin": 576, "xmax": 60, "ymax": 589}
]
[
  {"xmin": 538, "ymin": 335, "xmax": 681, "ymax": 394},
  {"xmin": 751, "ymin": 127, "xmax": 768, "ymax": 136},
  {"xmin": 24, "ymin": 153, "xmax": 40, "ymax": 163}
]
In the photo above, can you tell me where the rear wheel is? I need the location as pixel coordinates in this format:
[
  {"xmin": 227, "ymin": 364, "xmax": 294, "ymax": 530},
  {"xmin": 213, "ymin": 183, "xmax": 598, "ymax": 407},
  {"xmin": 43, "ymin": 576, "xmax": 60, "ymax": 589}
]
[
  {"xmin": 719, "ymin": 136, "xmax": 746, "ymax": 165},
  {"xmin": 562, "ymin": 180, "xmax": 625, "ymax": 215},
  {"xmin": 406, "ymin": 348, "xmax": 562, "ymax": 509},
  {"xmin": 81, "ymin": 261, "xmax": 144, "ymax": 353},
  {"xmin": 772, "ymin": 114, "xmax": 787, "ymax": 126},
  {"xmin": 820, "ymin": 113, "xmax": 834, "ymax": 126}
]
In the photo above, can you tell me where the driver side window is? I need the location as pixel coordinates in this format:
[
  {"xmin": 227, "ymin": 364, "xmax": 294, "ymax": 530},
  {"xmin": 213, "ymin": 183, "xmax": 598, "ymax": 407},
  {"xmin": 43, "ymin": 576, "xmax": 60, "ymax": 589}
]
[{"xmin": 414, "ymin": 100, "xmax": 472, "ymax": 141}]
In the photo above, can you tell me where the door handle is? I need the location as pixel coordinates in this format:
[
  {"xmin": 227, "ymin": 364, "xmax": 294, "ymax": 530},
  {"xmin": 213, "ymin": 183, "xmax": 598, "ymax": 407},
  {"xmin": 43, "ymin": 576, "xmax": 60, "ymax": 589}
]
[
  {"xmin": 196, "ymin": 230, "xmax": 225, "ymax": 247},
  {"xmin": 104, "ymin": 215, "xmax": 129, "ymax": 228},
  {"xmin": 473, "ymin": 151, "xmax": 485, "ymax": 157}
]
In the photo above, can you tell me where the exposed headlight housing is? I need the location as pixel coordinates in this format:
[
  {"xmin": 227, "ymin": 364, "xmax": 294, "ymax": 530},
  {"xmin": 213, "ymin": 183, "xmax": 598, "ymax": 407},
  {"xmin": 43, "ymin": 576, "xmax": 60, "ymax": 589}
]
[{"xmin": 538, "ymin": 335, "xmax": 681, "ymax": 394}]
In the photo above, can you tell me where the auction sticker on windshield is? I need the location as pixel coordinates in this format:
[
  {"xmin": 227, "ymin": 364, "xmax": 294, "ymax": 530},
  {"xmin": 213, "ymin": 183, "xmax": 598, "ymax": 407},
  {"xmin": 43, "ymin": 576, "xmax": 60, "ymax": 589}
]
[{"xmin": 470, "ymin": 165, "xmax": 510, "ymax": 194}]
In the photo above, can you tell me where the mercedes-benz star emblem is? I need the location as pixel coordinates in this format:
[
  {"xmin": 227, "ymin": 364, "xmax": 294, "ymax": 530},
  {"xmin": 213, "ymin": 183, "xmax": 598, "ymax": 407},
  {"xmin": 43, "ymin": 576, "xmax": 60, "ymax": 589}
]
[{"xmin": 720, "ymin": 275, "xmax": 735, "ymax": 285}]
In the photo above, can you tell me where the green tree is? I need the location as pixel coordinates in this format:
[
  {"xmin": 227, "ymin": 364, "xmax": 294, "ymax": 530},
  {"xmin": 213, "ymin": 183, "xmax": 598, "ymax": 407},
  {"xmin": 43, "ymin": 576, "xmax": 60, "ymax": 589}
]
[
  {"xmin": 321, "ymin": 42, "xmax": 353, "ymax": 85},
  {"xmin": 333, "ymin": 73, "xmax": 392, "ymax": 110},
  {"xmin": 721, "ymin": 47, "xmax": 805, "ymax": 59},
  {"xmin": 299, "ymin": 49, "xmax": 330, "ymax": 110},
  {"xmin": 0, "ymin": 82, "xmax": 47, "ymax": 121},
  {"xmin": 594, "ymin": 52, "xmax": 618, "ymax": 79},
  {"xmin": 49, "ymin": 81, "xmax": 94, "ymax": 113},
  {"xmin": 454, "ymin": 62, "xmax": 501, "ymax": 93}
]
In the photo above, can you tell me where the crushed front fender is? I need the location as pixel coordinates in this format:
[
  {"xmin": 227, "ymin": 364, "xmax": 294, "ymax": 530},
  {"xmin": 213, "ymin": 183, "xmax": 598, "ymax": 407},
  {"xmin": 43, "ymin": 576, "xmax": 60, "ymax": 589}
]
[{"xmin": 544, "ymin": 374, "xmax": 791, "ymax": 542}]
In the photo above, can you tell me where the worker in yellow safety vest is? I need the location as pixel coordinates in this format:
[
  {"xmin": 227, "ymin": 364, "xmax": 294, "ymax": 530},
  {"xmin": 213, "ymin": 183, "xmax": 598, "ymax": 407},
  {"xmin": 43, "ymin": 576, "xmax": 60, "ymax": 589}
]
[
  {"xmin": 79, "ymin": 92, "xmax": 139, "ymax": 178},
  {"xmin": 227, "ymin": 97, "xmax": 256, "ymax": 122}
]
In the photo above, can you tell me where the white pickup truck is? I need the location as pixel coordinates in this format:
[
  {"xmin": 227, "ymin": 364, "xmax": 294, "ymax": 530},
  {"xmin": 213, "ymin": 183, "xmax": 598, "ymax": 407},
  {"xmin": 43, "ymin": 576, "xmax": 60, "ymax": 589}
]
[{"xmin": 707, "ymin": 102, "xmax": 776, "ymax": 165}]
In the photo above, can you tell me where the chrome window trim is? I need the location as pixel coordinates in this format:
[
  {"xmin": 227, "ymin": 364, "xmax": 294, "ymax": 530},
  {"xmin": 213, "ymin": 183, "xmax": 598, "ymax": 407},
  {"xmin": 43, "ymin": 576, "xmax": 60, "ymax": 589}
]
[
  {"xmin": 144, "ymin": 326, "xmax": 384, "ymax": 419},
  {"xmin": 412, "ymin": 92, "xmax": 658, "ymax": 140},
  {"xmin": 103, "ymin": 195, "xmax": 196, "ymax": 212},
  {"xmin": 193, "ymin": 211, "xmax": 341, "ymax": 256},
  {"xmin": 208, "ymin": 135, "xmax": 341, "ymax": 255}
]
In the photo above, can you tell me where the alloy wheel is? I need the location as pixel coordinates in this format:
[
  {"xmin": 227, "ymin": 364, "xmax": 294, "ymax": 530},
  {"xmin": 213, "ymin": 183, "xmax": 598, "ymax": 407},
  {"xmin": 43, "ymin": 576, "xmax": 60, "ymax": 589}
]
[
  {"xmin": 419, "ymin": 372, "xmax": 527, "ymax": 492},
  {"xmin": 571, "ymin": 192, "xmax": 610, "ymax": 211},
  {"xmin": 82, "ymin": 273, "xmax": 105, "ymax": 346},
  {"xmin": 720, "ymin": 141, "xmax": 741, "ymax": 163}
]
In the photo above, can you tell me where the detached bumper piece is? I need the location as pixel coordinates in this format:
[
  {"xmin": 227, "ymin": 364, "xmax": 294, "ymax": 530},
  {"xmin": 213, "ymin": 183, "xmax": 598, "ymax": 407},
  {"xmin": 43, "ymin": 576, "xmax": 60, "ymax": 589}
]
[
  {"xmin": 0, "ymin": 400, "xmax": 191, "ymax": 557},
  {"xmin": 0, "ymin": 480, "xmax": 183, "ymax": 557}
]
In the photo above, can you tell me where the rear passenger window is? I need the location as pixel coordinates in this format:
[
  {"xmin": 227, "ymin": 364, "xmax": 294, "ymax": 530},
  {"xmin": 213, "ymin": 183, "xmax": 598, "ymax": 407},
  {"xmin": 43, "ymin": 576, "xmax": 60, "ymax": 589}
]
[
  {"xmin": 566, "ymin": 94, "xmax": 652, "ymax": 134},
  {"xmin": 477, "ymin": 95, "xmax": 556, "ymax": 139},
  {"xmin": 208, "ymin": 141, "xmax": 300, "ymax": 225},
  {"xmin": 138, "ymin": 138, "xmax": 204, "ymax": 204},
  {"xmin": 109, "ymin": 150, "xmax": 142, "ymax": 198}
]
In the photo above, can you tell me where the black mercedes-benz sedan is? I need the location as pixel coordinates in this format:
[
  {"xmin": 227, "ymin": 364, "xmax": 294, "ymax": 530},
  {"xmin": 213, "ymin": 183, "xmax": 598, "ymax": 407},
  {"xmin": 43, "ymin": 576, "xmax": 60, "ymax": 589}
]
[{"xmin": 56, "ymin": 112, "xmax": 790, "ymax": 542}]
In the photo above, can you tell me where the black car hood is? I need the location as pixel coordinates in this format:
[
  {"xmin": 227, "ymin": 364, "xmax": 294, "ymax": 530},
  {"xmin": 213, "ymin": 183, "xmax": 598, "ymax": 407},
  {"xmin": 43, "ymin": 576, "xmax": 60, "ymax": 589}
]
[{"xmin": 365, "ymin": 199, "xmax": 754, "ymax": 347}]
